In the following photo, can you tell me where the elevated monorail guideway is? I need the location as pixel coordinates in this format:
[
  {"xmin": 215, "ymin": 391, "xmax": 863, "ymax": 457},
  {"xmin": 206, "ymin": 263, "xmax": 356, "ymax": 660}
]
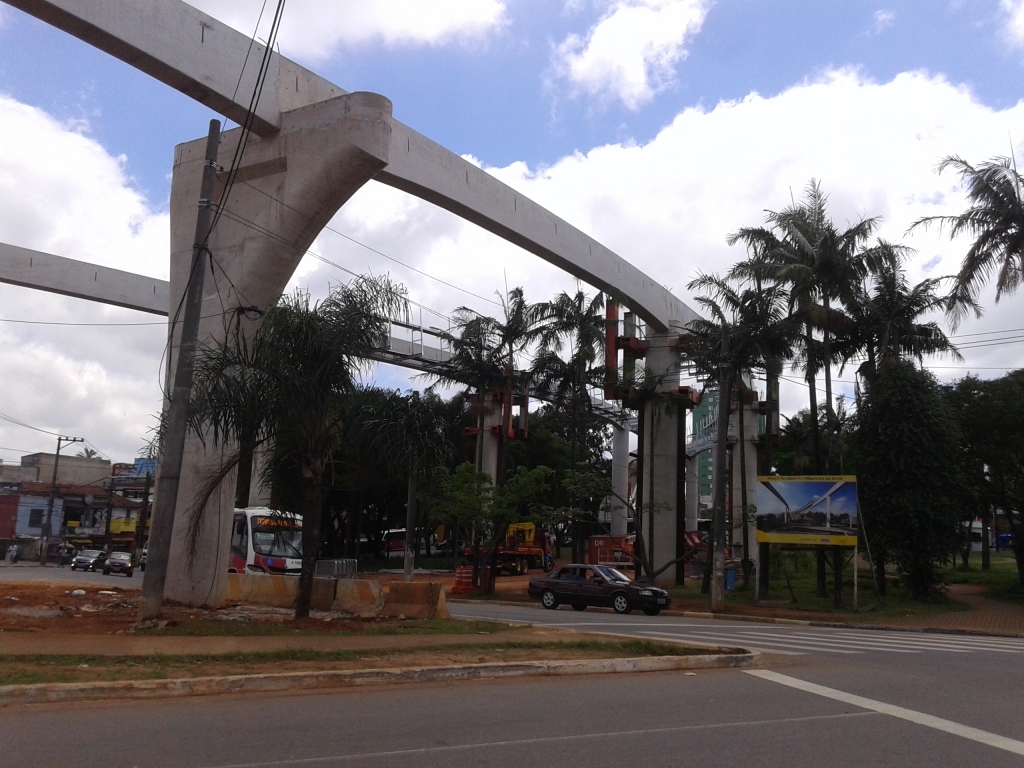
[{"xmin": 2, "ymin": 0, "xmax": 699, "ymax": 598}]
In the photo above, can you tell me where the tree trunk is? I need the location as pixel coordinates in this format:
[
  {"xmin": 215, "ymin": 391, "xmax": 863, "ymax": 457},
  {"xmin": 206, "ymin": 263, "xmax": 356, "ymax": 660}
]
[
  {"xmin": 805, "ymin": 320, "xmax": 822, "ymax": 473},
  {"xmin": 403, "ymin": 459, "xmax": 417, "ymax": 582},
  {"xmin": 738, "ymin": 375, "xmax": 751, "ymax": 588},
  {"xmin": 982, "ymin": 509, "xmax": 991, "ymax": 571},
  {"xmin": 875, "ymin": 545, "xmax": 887, "ymax": 597},
  {"xmin": 822, "ymin": 294, "xmax": 836, "ymax": 468},
  {"xmin": 633, "ymin": 402, "xmax": 645, "ymax": 580},
  {"xmin": 711, "ymin": 344, "xmax": 734, "ymax": 611},
  {"xmin": 763, "ymin": 362, "xmax": 780, "ymax": 475},
  {"xmin": 816, "ymin": 547, "xmax": 828, "ymax": 598},
  {"xmin": 235, "ymin": 430, "xmax": 256, "ymax": 508},
  {"xmin": 295, "ymin": 480, "xmax": 324, "ymax": 619}
]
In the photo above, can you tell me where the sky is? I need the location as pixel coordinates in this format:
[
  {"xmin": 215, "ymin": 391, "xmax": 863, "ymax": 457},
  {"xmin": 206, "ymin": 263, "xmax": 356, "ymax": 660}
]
[{"xmin": 1, "ymin": 0, "xmax": 1023, "ymax": 465}]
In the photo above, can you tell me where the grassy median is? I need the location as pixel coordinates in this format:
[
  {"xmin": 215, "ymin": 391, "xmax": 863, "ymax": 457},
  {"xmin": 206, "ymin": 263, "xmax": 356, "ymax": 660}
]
[{"xmin": 0, "ymin": 639, "xmax": 729, "ymax": 686}]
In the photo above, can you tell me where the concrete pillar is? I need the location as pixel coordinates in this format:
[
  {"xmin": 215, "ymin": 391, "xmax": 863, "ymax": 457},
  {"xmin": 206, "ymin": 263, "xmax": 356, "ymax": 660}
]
[
  {"xmin": 640, "ymin": 332, "xmax": 680, "ymax": 587},
  {"xmin": 729, "ymin": 389, "xmax": 760, "ymax": 567},
  {"xmin": 610, "ymin": 424, "xmax": 630, "ymax": 536},
  {"xmin": 477, "ymin": 391, "xmax": 503, "ymax": 488},
  {"xmin": 159, "ymin": 92, "xmax": 394, "ymax": 607}
]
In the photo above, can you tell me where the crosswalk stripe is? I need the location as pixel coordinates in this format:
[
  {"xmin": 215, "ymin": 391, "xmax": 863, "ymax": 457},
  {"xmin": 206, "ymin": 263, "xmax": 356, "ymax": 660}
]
[
  {"xmin": 733, "ymin": 631, "xmax": 923, "ymax": 653},
  {"xmin": 818, "ymin": 632, "xmax": 1021, "ymax": 653},
  {"xmin": 826, "ymin": 631, "xmax": 1024, "ymax": 651},
  {"xmin": 684, "ymin": 630, "xmax": 862, "ymax": 654},
  {"xmin": 639, "ymin": 630, "xmax": 806, "ymax": 656},
  {"xmin": 724, "ymin": 630, "xmax": 911, "ymax": 653}
]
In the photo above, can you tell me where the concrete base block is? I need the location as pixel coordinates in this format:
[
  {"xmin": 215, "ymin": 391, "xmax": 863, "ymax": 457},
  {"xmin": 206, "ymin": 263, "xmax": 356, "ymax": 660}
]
[
  {"xmin": 332, "ymin": 580, "xmax": 385, "ymax": 618},
  {"xmin": 224, "ymin": 574, "xmax": 297, "ymax": 608},
  {"xmin": 383, "ymin": 582, "xmax": 449, "ymax": 620}
]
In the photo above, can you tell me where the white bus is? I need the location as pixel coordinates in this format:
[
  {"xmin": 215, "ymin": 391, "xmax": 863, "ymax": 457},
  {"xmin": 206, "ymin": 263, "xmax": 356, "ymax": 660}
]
[{"xmin": 228, "ymin": 507, "xmax": 303, "ymax": 575}]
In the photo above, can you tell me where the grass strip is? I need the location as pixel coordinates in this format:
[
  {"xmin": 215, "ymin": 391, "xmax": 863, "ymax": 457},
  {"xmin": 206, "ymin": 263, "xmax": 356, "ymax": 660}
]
[
  {"xmin": 135, "ymin": 618, "xmax": 518, "ymax": 637},
  {"xmin": 0, "ymin": 640, "xmax": 725, "ymax": 687}
]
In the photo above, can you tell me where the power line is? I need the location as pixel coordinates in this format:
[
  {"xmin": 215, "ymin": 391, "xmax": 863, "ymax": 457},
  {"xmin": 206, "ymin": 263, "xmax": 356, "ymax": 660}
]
[{"xmin": 0, "ymin": 410, "xmax": 63, "ymax": 438}]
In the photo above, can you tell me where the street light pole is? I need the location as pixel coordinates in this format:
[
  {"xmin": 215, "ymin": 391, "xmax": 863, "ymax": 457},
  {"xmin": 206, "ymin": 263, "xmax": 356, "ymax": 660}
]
[{"xmin": 41, "ymin": 435, "xmax": 83, "ymax": 566}]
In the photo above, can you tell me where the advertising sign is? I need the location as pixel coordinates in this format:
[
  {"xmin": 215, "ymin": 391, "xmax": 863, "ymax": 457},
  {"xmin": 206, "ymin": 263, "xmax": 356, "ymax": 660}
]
[{"xmin": 755, "ymin": 476, "xmax": 859, "ymax": 546}]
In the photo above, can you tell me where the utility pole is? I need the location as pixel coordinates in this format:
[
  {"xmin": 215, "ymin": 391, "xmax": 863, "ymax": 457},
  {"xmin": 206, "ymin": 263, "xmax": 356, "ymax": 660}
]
[
  {"xmin": 711, "ymin": 324, "xmax": 732, "ymax": 611},
  {"xmin": 139, "ymin": 119, "xmax": 221, "ymax": 621},
  {"xmin": 41, "ymin": 435, "xmax": 83, "ymax": 566},
  {"xmin": 134, "ymin": 471, "xmax": 152, "ymax": 558}
]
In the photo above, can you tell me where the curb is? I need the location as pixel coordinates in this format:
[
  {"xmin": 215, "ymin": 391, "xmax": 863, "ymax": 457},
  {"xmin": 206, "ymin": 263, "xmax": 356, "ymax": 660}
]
[
  {"xmin": 449, "ymin": 599, "xmax": 1024, "ymax": 638},
  {"xmin": 0, "ymin": 652, "xmax": 757, "ymax": 707}
]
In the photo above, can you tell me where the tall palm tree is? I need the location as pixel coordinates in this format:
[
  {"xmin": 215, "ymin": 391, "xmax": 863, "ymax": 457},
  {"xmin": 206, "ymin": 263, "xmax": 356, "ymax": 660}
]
[
  {"xmin": 731, "ymin": 180, "xmax": 878, "ymax": 471},
  {"xmin": 911, "ymin": 155, "xmax": 1024, "ymax": 329},
  {"xmin": 834, "ymin": 241, "xmax": 961, "ymax": 387},
  {"xmin": 531, "ymin": 289, "xmax": 607, "ymax": 461},
  {"xmin": 430, "ymin": 287, "xmax": 539, "ymax": 483},
  {"xmin": 188, "ymin": 276, "xmax": 408, "ymax": 617}
]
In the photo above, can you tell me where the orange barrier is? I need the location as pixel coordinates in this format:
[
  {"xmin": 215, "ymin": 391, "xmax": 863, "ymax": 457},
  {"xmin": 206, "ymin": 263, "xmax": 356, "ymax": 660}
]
[{"xmin": 451, "ymin": 566, "xmax": 473, "ymax": 595}]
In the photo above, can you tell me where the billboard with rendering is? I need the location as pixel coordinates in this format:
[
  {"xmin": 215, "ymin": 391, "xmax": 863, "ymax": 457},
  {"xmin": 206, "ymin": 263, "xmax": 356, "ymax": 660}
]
[{"xmin": 755, "ymin": 476, "xmax": 859, "ymax": 546}]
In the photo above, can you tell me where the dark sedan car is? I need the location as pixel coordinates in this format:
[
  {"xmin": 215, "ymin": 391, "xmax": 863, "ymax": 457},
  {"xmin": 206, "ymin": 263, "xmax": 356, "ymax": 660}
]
[
  {"xmin": 70, "ymin": 549, "xmax": 108, "ymax": 571},
  {"xmin": 102, "ymin": 551, "xmax": 134, "ymax": 577},
  {"xmin": 528, "ymin": 563, "xmax": 671, "ymax": 615}
]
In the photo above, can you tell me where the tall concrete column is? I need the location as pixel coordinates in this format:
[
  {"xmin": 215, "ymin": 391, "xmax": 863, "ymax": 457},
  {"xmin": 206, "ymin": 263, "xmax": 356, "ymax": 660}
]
[
  {"xmin": 477, "ymin": 391, "xmax": 503, "ymax": 487},
  {"xmin": 685, "ymin": 448, "xmax": 699, "ymax": 533},
  {"xmin": 640, "ymin": 332, "xmax": 680, "ymax": 587},
  {"xmin": 160, "ymin": 92, "xmax": 394, "ymax": 607},
  {"xmin": 610, "ymin": 424, "xmax": 630, "ymax": 536},
  {"xmin": 730, "ymin": 389, "xmax": 760, "ymax": 566}
]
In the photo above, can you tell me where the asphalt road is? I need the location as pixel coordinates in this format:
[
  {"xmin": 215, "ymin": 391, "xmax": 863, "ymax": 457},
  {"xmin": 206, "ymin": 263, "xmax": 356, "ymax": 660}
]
[
  {"xmin": 3, "ymin": 575, "xmax": 1023, "ymax": 766},
  {"xmin": 0, "ymin": 564, "xmax": 140, "ymax": 588}
]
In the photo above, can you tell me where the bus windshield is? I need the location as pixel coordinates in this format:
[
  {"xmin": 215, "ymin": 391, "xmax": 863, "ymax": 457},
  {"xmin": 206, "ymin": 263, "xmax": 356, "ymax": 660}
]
[{"xmin": 251, "ymin": 516, "xmax": 302, "ymax": 558}]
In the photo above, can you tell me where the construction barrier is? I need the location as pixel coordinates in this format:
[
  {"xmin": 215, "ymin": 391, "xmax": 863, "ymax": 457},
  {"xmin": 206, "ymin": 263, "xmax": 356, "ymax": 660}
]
[
  {"xmin": 224, "ymin": 574, "xmax": 384, "ymax": 616},
  {"xmin": 451, "ymin": 566, "xmax": 473, "ymax": 595},
  {"xmin": 382, "ymin": 582, "xmax": 449, "ymax": 620}
]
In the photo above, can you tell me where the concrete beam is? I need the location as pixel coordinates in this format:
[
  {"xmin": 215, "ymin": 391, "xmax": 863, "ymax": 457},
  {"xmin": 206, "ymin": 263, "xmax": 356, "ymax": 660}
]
[
  {"xmin": 5, "ymin": 0, "xmax": 699, "ymax": 331},
  {"xmin": 0, "ymin": 243, "xmax": 168, "ymax": 315}
]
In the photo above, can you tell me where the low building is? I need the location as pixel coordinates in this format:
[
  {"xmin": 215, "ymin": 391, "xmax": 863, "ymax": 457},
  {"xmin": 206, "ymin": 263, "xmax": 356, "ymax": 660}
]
[
  {"xmin": 18, "ymin": 453, "xmax": 111, "ymax": 486},
  {"xmin": 15, "ymin": 482, "xmax": 142, "ymax": 556}
]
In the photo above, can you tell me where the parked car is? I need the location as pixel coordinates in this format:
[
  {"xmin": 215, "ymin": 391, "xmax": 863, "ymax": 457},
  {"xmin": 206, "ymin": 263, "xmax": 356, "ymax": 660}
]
[
  {"xmin": 70, "ymin": 549, "xmax": 108, "ymax": 571},
  {"xmin": 528, "ymin": 563, "xmax": 671, "ymax": 615},
  {"xmin": 103, "ymin": 551, "xmax": 134, "ymax": 577}
]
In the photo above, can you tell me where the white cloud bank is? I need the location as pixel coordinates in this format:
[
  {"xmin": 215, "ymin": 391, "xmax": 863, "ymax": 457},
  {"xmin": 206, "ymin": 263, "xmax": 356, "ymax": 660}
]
[
  {"xmin": 3, "ymin": 69, "xmax": 1024, "ymax": 462},
  {"xmin": 1003, "ymin": 0, "xmax": 1024, "ymax": 48},
  {"xmin": 186, "ymin": 0, "xmax": 507, "ymax": 61},
  {"xmin": 550, "ymin": 0, "xmax": 711, "ymax": 110}
]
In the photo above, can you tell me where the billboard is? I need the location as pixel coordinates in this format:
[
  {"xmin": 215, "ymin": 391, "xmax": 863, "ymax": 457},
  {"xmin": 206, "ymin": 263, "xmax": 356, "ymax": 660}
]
[{"xmin": 755, "ymin": 476, "xmax": 859, "ymax": 546}]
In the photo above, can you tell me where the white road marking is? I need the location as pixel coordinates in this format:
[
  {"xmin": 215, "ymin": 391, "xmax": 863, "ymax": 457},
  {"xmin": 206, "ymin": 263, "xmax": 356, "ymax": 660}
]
[
  {"xmin": 639, "ymin": 630, "xmax": 805, "ymax": 656},
  {"xmin": 826, "ymin": 631, "xmax": 1024, "ymax": 652},
  {"xmin": 686, "ymin": 630, "xmax": 862, "ymax": 654},
  {"xmin": 209, "ymin": 711, "xmax": 876, "ymax": 766},
  {"xmin": 733, "ymin": 631, "xmax": 921, "ymax": 653},
  {"xmin": 746, "ymin": 670, "xmax": 1024, "ymax": 758}
]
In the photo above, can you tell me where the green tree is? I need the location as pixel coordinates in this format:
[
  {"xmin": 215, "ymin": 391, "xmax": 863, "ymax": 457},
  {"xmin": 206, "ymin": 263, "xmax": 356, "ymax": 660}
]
[
  {"xmin": 188, "ymin": 277, "xmax": 407, "ymax": 618},
  {"xmin": 853, "ymin": 359, "xmax": 966, "ymax": 598},
  {"xmin": 911, "ymin": 155, "xmax": 1024, "ymax": 329}
]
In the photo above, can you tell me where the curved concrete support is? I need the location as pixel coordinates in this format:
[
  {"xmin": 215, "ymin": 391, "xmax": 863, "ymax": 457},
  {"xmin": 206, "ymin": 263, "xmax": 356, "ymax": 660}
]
[
  {"xmin": 6, "ymin": 0, "xmax": 699, "ymax": 332},
  {"xmin": 610, "ymin": 425, "xmax": 630, "ymax": 536},
  {"xmin": 377, "ymin": 126, "xmax": 696, "ymax": 332},
  {"xmin": 162, "ymin": 92, "xmax": 393, "ymax": 607}
]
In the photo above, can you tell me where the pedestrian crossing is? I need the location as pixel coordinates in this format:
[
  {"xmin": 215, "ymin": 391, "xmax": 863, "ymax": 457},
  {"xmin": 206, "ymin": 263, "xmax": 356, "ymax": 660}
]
[{"xmin": 638, "ymin": 626, "xmax": 1024, "ymax": 656}]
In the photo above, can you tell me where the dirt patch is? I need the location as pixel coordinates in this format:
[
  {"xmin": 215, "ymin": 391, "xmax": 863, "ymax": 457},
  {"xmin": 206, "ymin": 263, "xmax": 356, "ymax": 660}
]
[{"xmin": 0, "ymin": 582, "xmax": 493, "ymax": 636}]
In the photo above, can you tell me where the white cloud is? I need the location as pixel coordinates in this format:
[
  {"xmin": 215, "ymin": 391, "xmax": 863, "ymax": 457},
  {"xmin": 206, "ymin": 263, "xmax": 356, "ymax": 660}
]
[
  {"xmin": 294, "ymin": 69, "xmax": 1024, "ymax": 420},
  {"xmin": 550, "ymin": 0, "xmax": 711, "ymax": 110},
  {"xmin": 5, "ymin": 69, "xmax": 1024, "ymax": 465},
  {"xmin": 872, "ymin": 9, "xmax": 895, "ymax": 33},
  {"xmin": 0, "ymin": 95, "xmax": 169, "ymax": 464},
  {"xmin": 186, "ymin": 0, "xmax": 507, "ymax": 61},
  {"xmin": 1002, "ymin": 0, "xmax": 1024, "ymax": 48}
]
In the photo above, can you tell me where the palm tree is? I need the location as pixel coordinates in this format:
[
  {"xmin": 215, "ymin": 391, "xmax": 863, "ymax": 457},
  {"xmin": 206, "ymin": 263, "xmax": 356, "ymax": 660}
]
[
  {"xmin": 911, "ymin": 155, "xmax": 1024, "ymax": 329},
  {"xmin": 76, "ymin": 447, "xmax": 99, "ymax": 459},
  {"xmin": 188, "ymin": 276, "xmax": 408, "ymax": 617},
  {"xmin": 833, "ymin": 241, "xmax": 961, "ymax": 387},
  {"xmin": 731, "ymin": 180, "xmax": 878, "ymax": 472}
]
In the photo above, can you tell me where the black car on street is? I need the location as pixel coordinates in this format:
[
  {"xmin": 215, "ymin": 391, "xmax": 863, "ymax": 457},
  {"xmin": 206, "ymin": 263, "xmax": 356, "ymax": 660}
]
[
  {"xmin": 70, "ymin": 549, "xmax": 108, "ymax": 571},
  {"xmin": 528, "ymin": 563, "xmax": 671, "ymax": 615},
  {"xmin": 102, "ymin": 551, "xmax": 134, "ymax": 577}
]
